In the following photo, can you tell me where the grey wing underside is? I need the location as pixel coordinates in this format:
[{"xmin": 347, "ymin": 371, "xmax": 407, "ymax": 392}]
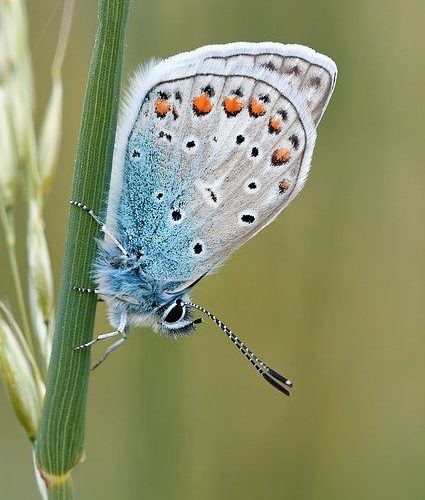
[{"xmin": 109, "ymin": 43, "xmax": 337, "ymax": 283}]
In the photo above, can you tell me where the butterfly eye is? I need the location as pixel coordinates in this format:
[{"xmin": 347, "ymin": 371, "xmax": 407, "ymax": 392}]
[{"xmin": 163, "ymin": 301, "xmax": 185, "ymax": 323}]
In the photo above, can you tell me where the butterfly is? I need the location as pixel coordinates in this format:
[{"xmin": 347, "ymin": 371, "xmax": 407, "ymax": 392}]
[{"xmin": 72, "ymin": 42, "xmax": 337, "ymax": 396}]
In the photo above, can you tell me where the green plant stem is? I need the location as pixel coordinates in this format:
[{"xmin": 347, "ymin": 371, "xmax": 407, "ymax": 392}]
[
  {"xmin": 0, "ymin": 203, "xmax": 35, "ymax": 353},
  {"xmin": 46, "ymin": 475, "xmax": 73, "ymax": 500},
  {"xmin": 35, "ymin": 0, "xmax": 130, "ymax": 495}
]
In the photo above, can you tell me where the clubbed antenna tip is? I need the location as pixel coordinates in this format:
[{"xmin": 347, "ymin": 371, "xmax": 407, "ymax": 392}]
[{"xmin": 181, "ymin": 300, "xmax": 293, "ymax": 397}]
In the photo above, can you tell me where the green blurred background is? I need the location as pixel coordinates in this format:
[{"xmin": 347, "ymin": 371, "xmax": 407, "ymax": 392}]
[{"xmin": 1, "ymin": 0, "xmax": 424, "ymax": 498}]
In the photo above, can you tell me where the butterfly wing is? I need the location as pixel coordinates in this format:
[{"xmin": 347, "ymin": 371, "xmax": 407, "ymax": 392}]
[{"xmin": 107, "ymin": 43, "xmax": 337, "ymax": 283}]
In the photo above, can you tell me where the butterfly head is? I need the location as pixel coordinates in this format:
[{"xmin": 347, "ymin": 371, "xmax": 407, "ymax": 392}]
[{"xmin": 154, "ymin": 297, "xmax": 203, "ymax": 335}]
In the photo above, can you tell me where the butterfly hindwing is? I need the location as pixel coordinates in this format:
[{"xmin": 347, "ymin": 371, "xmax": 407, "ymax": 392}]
[{"xmin": 107, "ymin": 43, "xmax": 337, "ymax": 284}]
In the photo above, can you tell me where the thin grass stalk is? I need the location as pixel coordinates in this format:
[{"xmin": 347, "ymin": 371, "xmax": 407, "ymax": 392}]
[
  {"xmin": 0, "ymin": 203, "xmax": 34, "ymax": 350},
  {"xmin": 35, "ymin": 0, "xmax": 130, "ymax": 496},
  {"xmin": 29, "ymin": 0, "xmax": 75, "ymax": 376}
]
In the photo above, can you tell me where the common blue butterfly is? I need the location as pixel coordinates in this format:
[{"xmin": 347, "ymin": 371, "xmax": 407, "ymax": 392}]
[{"xmin": 72, "ymin": 42, "xmax": 337, "ymax": 396}]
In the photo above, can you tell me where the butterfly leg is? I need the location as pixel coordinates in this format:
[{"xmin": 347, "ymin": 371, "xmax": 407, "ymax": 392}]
[
  {"xmin": 70, "ymin": 200, "xmax": 129, "ymax": 257},
  {"xmin": 75, "ymin": 329, "xmax": 121, "ymax": 351},
  {"xmin": 74, "ymin": 313, "xmax": 129, "ymax": 369},
  {"xmin": 73, "ymin": 286, "xmax": 106, "ymax": 302},
  {"xmin": 73, "ymin": 286, "xmax": 99, "ymax": 294},
  {"xmin": 90, "ymin": 326, "xmax": 130, "ymax": 370}
]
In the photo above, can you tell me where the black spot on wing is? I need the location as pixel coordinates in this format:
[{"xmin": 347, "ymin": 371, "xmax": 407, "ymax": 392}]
[
  {"xmin": 289, "ymin": 134, "xmax": 299, "ymax": 150},
  {"xmin": 206, "ymin": 188, "xmax": 217, "ymax": 203},
  {"xmin": 172, "ymin": 209, "xmax": 182, "ymax": 221},
  {"xmin": 310, "ymin": 76, "xmax": 321, "ymax": 88},
  {"xmin": 201, "ymin": 84, "xmax": 215, "ymax": 97},
  {"xmin": 193, "ymin": 242, "xmax": 203, "ymax": 254},
  {"xmin": 241, "ymin": 214, "xmax": 255, "ymax": 224},
  {"xmin": 263, "ymin": 61, "xmax": 276, "ymax": 70}
]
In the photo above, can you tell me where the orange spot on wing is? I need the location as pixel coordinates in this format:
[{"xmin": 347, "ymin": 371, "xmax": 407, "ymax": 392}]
[
  {"xmin": 249, "ymin": 99, "xmax": 266, "ymax": 117},
  {"xmin": 279, "ymin": 179, "xmax": 291, "ymax": 193},
  {"xmin": 268, "ymin": 117, "xmax": 282, "ymax": 134},
  {"xmin": 223, "ymin": 96, "xmax": 243, "ymax": 116},
  {"xmin": 192, "ymin": 93, "xmax": 213, "ymax": 115},
  {"xmin": 155, "ymin": 99, "xmax": 170, "ymax": 117},
  {"xmin": 272, "ymin": 148, "xmax": 291, "ymax": 165}
]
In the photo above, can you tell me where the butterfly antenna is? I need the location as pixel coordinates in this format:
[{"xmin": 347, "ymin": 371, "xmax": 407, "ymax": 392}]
[{"xmin": 181, "ymin": 300, "xmax": 293, "ymax": 397}]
